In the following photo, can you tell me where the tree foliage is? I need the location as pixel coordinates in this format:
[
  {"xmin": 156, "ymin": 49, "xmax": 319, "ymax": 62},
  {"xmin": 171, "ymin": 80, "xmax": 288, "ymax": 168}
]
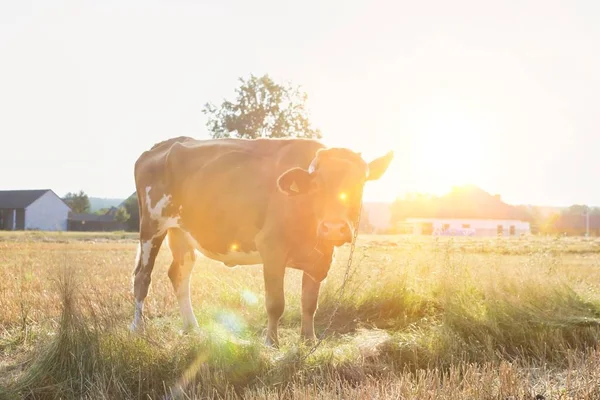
[
  {"xmin": 539, "ymin": 212, "xmax": 561, "ymax": 234},
  {"xmin": 122, "ymin": 193, "xmax": 139, "ymax": 232},
  {"xmin": 114, "ymin": 207, "xmax": 130, "ymax": 224},
  {"xmin": 541, "ymin": 205, "xmax": 600, "ymax": 236},
  {"xmin": 202, "ymin": 74, "xmax": 322, "ymax": 139},
  {"xmin": 63, "ymin": 190, "xmax": 91, "ymax": 214},
  {"xmin": 562, "ymin": 204, "xmax": 600, "ymax": 216}
]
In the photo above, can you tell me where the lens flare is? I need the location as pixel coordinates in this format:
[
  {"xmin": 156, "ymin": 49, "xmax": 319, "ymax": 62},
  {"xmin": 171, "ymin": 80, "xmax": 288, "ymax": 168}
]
[
  {"xmin": 240, "ymin": 289, "xmax": 258, "ymax": 306},
  {"xmin": 339, "ymin": 192, "xmax": 348, "ymax": 201},
  {"xmin": 216, "ymin": 311, "xmax": 244, "ymax": 335}
]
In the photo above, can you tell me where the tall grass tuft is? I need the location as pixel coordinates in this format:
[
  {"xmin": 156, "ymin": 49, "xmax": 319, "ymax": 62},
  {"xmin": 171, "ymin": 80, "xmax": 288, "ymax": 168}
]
[{"xmin": 1, "ymin": 265, "xmax": 271, "ymax": 399}]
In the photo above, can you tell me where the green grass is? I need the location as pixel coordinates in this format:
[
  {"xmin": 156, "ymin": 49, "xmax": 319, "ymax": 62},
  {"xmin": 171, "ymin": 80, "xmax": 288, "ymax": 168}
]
[{"xmin": 2, "ymin": 234, "xmax": 600, "ymax": 398}]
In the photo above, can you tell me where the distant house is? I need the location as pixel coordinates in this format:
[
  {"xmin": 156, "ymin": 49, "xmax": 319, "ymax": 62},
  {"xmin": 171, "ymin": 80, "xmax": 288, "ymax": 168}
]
[
  {"xmin": 402, "ymin": 217, "xmax": 531, "ymax": 237},
  {"xmin": 0, "ymin": 189, "xmax": 71, "ymax": 231},
  {"xmin": 67, "ymin": 207, "xmax": 127, "ymax": 232}
]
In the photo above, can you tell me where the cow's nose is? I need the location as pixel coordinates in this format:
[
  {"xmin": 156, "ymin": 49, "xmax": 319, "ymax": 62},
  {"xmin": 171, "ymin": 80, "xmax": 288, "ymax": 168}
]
[{"xmin": 318, "ymin": 220, "xmax": 353, "ymax": 243}]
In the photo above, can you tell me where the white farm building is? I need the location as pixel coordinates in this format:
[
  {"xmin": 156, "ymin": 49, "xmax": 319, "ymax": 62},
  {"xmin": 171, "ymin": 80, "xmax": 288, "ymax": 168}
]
[
  {"xmin": 0, "ymin": 189, "xmax": 71, "ymax": 231},
  {"xmin": 402, "ymin": 217, "xmax": 531, "ymax": 237},
  {"xmin": 392, "ymin": 186, "xmax": 534, "ymax": 237}
]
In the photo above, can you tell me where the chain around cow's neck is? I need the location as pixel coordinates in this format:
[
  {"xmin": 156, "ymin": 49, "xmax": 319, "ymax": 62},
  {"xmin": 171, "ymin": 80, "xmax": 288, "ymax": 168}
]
[{"xmin": 300, "ymin": 199, "xmax": 363, "ymax": 361}]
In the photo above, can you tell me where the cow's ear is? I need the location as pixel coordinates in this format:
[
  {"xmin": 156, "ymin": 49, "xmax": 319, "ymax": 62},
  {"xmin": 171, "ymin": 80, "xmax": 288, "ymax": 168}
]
[
  {"xmin": 277, "ymin": 167, "xmax": 314, "ymax": 196},
  {"xmin": 367, "ymin": 151, "xmax": 394, "ymax": 181}
]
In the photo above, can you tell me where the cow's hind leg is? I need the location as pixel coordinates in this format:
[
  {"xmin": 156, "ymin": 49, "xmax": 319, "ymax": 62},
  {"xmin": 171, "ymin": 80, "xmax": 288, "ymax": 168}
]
[
  {"xmin": 167, "ymin": 228, "xmax": 199, "ymax": 333},
  {"xmin": 131, "ymin": 222, "xmax": 167, "ymax": 333}
]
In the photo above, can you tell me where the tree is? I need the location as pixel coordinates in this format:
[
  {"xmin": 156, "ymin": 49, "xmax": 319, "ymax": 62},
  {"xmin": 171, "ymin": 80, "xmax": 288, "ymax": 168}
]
[
  {"xmin": 63, "ymin": 190, "xmax": 91, "ymax": 213},
  {"xmin": 122, "ymin": 193, "xmax": 140, "ymax": 232},
  {"xmin": 539, "ymin": 212, "xmax": 560, "ymax": 235},
  {"xmin": 202, "ymin": 74, "xmax": 322, "ymax": 139},
  {"xmin": 389, "ymin": 186, "xmax": 532, "ymax": 226},
  {"xmin": 563, "ymin": 204, "xmax": 600, "ymax": 216},
  {"xmin": 114, "ymin": 206, "xmax": 130, "ymax": 224},
  {"xmin": 516, "ymin": 205, "xmax": 544, "ymax": 234},
  {"xmin": 358, "ymin": 209, "xmax": 374, "ymax": 234}
]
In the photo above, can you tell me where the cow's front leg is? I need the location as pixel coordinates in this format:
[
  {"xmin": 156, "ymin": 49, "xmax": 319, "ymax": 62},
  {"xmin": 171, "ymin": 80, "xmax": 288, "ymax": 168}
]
[
  {"xmin": 301, "ymin": 272, "xmax": 321, "ymax": 343},
  {"xmin": 263, "ymin": 264, "xmax": 285, "ymax": 348}
]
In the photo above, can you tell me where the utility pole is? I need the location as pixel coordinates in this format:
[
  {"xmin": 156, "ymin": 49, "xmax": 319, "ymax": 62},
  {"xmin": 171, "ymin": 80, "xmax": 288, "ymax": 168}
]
[{"xmin": 584, "ymin": 206, "xmax": 590, "ymax": 238}]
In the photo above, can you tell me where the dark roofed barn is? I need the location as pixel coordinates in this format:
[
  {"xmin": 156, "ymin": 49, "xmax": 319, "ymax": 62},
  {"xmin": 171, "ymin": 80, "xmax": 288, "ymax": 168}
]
[
  {"xmin": 67, "ymin": 207, "xmax": 127, "ymax": 232},
  {"xmin": 0, "ymin": 189, "xmax": 71, "ymax": 231}
]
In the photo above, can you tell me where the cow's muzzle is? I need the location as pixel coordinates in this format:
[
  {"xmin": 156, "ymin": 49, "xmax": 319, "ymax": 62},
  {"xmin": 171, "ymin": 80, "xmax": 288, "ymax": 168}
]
[{"xmin": 318, "ymin": 219, "xmax": 353, "ymax": 245}]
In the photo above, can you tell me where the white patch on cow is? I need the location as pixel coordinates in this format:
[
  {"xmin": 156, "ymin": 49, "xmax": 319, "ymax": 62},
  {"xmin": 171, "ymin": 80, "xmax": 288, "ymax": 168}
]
[
  {"xmin": 131, "ymin": 299, "xmax": 144, "ymax": 331},
  {"xmin": 145, "ymin": 186, "xmax": 172, "ymax": 220},
  {"xmin": 142, "ymin": 186, "xmax": 183, "ymax": 247},
  {"xmin": 144, "ymin": 186, "xmax": 183, "ymax": 233},
  {"xmin": 179, "ymin": 229, "xmax": 262, "ymax": 266},
  {"xmin": 141, "ymin": 240, "xmax": 153, "ymax": 267},
  {"xmin": 213, "ymin": 249, "xmax": 263, "ymax": 266},
  {"xmin": 134, "ymin": 242, "xmax": 141, "ymax": 267}
]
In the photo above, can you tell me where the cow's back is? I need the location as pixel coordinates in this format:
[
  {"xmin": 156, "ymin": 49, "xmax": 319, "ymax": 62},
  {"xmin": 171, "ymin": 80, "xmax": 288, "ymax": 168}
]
[{"xmin": 135, "ymin": 137, "xmax": 325, "ymax": 255}]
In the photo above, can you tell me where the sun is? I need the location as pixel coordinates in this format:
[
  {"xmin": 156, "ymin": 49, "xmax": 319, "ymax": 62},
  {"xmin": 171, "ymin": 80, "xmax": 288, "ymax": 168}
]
[
  {"xmin": 336, "ymin": 95, "xmax": 492, "ymax": 202},
  {"xmin": 361, "ymin": 97, "xmax": 492, "ymax": 202},
  {"xmin": 412, "ymin": 110, "xmax": 488, "ymax": 190},
  {"xmin": 394, "ymin": 94, "xmax": 491, "ymax": 195}
]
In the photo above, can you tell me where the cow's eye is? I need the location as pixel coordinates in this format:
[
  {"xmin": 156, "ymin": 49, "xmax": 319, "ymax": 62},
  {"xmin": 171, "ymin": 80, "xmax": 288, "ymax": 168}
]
[{"xmin": 338, "ymin": 192, "xmax": 348, "ymax": 202}]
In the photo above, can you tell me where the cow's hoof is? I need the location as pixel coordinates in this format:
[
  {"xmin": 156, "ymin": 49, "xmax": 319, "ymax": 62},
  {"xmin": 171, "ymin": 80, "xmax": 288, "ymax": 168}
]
[
  {"xmin": 265, "ymin": 336, "xmax": 280, "ymax": 349},
  {"xmin": 179, "ymin": 325, "xmax": 202, "ymax": 337},
  {"xmin": 300, "ymin": 335, "xmax": 317, "ymax": 347},
  {"xmin": 129, "ymin": 321, "xmax": 145, "ymax": 335}
]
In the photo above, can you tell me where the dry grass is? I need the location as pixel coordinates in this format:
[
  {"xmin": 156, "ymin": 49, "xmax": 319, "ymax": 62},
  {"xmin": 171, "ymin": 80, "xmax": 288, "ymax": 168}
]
[{"xmin": 2, "ymin": 233, "xmax": 600, "ymax": 399}]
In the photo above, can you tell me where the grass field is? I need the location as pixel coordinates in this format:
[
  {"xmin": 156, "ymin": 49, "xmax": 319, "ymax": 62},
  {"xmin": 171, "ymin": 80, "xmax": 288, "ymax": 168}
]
[{"xmin": 2, "ymin": 231, "xmax": 600, "ymax": 399}]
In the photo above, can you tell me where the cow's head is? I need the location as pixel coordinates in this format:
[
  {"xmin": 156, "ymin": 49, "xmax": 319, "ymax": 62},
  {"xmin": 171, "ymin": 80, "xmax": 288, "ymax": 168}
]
[{"xmin": 277, "ymin": 147, "xmax": 394, "ymax": 246}]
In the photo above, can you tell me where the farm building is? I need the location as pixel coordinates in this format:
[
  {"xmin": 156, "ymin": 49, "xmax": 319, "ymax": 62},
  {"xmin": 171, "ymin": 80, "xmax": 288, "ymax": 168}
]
[
  {"xmin": 400, "ymin": 217, "xmax": 531, "ymax": 236},
  {"xmin": 391, "ymin": 185, "xmax": 533, "ymax": 236},
  {"xmin": 0, "ymin": 189, "xmax": 71, "ymax": 231},
  {"xmin": 68, "ymin": 207, "xmax": 127, "ymax": 232}
]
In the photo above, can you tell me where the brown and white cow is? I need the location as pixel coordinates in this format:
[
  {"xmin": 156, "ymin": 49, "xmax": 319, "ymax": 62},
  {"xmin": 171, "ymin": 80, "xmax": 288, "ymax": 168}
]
[{"xmin": 130, "ymin": 136, "xmax": 393, "ymax": 347}]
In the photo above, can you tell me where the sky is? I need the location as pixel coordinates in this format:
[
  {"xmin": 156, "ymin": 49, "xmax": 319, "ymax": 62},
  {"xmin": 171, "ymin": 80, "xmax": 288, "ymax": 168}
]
[{"xmin": 0, "ymin": 0, "xmax": 599, "ymax": 206}]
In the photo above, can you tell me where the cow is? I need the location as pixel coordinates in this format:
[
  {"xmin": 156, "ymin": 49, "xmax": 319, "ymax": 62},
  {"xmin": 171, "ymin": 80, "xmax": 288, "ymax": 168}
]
[{"xmin": 130, "ymin": 136, "xmax": 393, "ymax": 347}]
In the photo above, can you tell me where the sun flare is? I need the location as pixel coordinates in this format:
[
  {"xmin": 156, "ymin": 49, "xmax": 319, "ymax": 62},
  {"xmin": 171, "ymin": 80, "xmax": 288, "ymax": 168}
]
[
  {"xmin": 412, "ymin": 108, "xmax": 488, "ymax": 189},
  {"xmin": 362, "ymin": 97, "xmax": 492, "ymax": 202}
]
